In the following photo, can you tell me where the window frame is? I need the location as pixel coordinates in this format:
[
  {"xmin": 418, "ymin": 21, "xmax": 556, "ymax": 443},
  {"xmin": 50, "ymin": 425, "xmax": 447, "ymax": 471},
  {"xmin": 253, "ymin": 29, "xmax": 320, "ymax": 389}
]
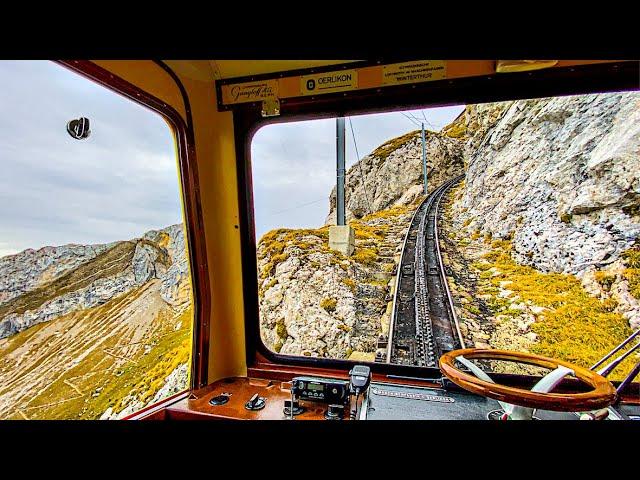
[
  {"xmin": 236, "ymin": 60, "xmax": 640, "ymax": 382},
  {"xmin": 56, "ymin": 60, "xmax": 211, "ymax": 399}
]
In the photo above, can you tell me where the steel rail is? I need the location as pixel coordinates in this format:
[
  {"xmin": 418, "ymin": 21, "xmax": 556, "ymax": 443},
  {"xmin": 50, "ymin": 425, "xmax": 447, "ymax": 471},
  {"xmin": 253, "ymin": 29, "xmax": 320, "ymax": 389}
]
[
  {"xmin": 385, "ymin": 194, "xmax": 430, "ymax": 363},
  {"xmin": 387, "ymin": 175, "xmax": 464, "ymax": 366},
  {"xmin": 413, "ymin": 180, "xmax": 450, "ymax": 366},
  {"xmin": 434, "ymin": 174, "xmax": 466, "ymax": 349}
]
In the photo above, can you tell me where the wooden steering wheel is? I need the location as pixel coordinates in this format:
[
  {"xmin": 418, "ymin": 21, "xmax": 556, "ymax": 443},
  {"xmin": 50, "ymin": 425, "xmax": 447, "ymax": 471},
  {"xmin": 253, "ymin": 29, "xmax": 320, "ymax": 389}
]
[{"xmin": 439, "ymin": 349, "xmax": 617, "ymax": 413}]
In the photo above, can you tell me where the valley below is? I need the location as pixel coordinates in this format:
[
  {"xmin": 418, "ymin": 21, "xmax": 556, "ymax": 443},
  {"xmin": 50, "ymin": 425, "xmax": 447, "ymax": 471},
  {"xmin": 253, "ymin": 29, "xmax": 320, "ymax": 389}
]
[{"xmin": 0, "ymin": 224, "xmax": 192, "ymax": 420}]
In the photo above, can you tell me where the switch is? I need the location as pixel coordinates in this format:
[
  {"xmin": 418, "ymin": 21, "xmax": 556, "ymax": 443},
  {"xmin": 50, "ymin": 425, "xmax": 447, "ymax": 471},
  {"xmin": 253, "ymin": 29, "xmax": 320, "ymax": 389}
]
[{"xmin": 245, "ymin": 393, "xmax": 266, "ymax": 411}]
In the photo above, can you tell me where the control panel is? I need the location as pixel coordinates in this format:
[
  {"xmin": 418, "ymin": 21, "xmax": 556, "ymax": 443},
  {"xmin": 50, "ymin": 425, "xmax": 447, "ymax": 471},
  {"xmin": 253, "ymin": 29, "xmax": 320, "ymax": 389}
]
[{"xmin": 291, "ymin": 376, "xmax": 350, "ymax": 405}]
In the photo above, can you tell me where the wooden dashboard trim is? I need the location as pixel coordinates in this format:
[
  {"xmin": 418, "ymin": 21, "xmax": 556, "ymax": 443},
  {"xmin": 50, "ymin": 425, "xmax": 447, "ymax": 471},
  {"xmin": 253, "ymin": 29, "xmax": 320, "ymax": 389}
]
[{"xmin": 140, "ymin": 372, "xmax": 639, "ymax": 421}]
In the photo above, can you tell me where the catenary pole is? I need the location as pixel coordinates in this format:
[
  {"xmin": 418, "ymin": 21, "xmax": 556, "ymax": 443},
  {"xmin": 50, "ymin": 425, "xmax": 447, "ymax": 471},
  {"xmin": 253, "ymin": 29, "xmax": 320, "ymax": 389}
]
[
  {"xmin": 422, "ymin": 123, "xmax": 427, "ymax": 195},
  {"xmin": 337, "ymin": 117, "xmax": 346, "ymax": 226}
]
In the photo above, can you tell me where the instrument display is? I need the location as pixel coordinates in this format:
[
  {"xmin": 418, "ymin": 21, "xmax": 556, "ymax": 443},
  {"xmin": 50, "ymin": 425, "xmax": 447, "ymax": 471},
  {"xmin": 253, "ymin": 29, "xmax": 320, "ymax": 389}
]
[{"xmin": 291, "ymin": 376, "xmax": 349, "ymax": 404}]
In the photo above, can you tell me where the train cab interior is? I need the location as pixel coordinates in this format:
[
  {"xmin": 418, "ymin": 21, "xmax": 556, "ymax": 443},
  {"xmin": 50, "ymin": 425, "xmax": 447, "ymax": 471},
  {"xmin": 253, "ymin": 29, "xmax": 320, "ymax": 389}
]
[{"xmin": 4, "ymin": 59, "xmax": 639, "ymax": 422}]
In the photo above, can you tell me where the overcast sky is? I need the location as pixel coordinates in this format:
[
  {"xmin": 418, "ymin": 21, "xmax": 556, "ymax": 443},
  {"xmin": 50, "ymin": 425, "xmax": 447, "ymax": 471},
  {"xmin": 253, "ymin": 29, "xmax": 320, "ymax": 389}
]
[
  {"xmin": 0, "ymin": 60, "xmax": 464, "ymax": 257},
  {"xmin": 252, "ymin": 105, "xmax": 464, "ymax": 240},
  {"xmin": 0, "ymin": 61, "xmax": 181, "ymax": 257}
]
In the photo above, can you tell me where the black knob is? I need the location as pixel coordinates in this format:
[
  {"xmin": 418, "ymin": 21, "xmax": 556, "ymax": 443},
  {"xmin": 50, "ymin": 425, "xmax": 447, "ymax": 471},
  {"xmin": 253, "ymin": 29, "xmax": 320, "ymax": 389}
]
[
  {"xmin": 324, "ymin": 404, "xmax": 344, "ymax": 420},
  {"xmin": 209, "ymin": 393, "xmax": 230, "ymax": 406},
  {"xmin": 283, "ymin": 399, "xmax": 305, "ymax": 416}
]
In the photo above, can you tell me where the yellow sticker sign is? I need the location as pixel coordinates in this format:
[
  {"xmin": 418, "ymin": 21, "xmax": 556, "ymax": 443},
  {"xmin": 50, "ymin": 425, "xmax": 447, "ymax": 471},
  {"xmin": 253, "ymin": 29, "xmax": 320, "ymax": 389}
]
[
  {"xmin": 300, "ymin": 69, "xmax": 358, "ymax": 96},
  {"xmin": 382, "ymin": 61, "xmax": 446, "ymax": 85},
  {"xmin": 221, "ymin": 79, "xmax": 278, "ymax": 105}
]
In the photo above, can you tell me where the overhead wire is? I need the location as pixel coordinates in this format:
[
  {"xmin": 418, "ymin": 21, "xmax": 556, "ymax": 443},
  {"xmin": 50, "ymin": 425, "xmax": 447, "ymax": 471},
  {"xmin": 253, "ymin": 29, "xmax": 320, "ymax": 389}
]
[
  {"xmin": 348, "ymin": 116, "xmax": 373, "ymax": 215},
  {"xmin": 420, "ymin": 110, "xmax": 441, "ymax": 130},
  {"xmin": 408, "ymin": 112, "xmax": 425, "ymax": 126},
  {"xmin": 400, "ymin": 112, "xmax": 421, "ymax": 128},
  {"xmin": 266, "ymin": 197, "xmax": 327, "ymax": 217}
]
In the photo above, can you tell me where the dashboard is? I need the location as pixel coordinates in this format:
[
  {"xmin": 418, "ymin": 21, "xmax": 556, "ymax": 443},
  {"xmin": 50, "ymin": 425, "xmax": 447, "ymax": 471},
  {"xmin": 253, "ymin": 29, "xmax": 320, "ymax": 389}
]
[{"xmin": 151, "ymin": 373, "xmax": 639, "ymax": 421}]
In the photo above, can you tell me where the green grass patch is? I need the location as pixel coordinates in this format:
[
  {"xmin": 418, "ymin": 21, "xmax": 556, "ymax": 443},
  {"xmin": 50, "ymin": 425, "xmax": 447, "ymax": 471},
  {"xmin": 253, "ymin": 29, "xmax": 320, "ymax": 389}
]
[{"xmin": 479, "ymin": 242, "xmax": 635, "ymax": 381}]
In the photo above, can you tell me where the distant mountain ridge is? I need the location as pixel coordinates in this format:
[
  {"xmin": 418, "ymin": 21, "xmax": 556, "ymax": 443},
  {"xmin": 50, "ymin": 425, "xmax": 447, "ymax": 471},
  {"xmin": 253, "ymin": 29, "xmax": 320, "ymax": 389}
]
[{"xmin": 0, "ymin": 224, "xmax": 190, "ymax": 339}]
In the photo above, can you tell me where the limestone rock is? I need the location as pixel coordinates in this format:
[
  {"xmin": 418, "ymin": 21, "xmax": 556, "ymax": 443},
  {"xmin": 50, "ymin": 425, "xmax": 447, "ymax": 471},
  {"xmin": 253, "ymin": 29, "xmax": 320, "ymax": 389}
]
[
  {"xmin": 0, "ymin": 242, "xmax": 114, "ymax": 305},
  {"xmin": 458, "ymin": 92, "xmax": 640, "ymax": 275},
  {"xmin": 258, "ymin": 209, "xmax": 413, "ymax": 359},
  {"xmin": 326, "ymin": 131, "xmax": 464, "ymax": 224},
  {"xmin": 0, "ymin": 224, "xmax": 191, "ymax": 339}
]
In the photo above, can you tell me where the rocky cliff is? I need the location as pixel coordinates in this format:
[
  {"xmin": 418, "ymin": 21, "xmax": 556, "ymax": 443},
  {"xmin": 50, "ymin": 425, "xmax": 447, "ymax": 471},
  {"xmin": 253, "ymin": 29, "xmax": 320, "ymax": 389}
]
[
  {"xmin": 325, "ymin": 129, "xmax": 465, "ymax": 224},
  {"xmin": 260, "ymin": 124, "xmax": 467, "ymax": 360},
  {"xmin": 440, "ymin": 91, "xmax": 639, "ymax": 378},
  {"xmin": 457, "ymin": 92, "xmax": 640, "ymax": 276},
  {"xmin": 258, "ymin": 205, "xmax": 415, "ymax": 360},
  {"xmin": 0, "ymin": 224, "xmax": 190, "ymax": 339},
  {"xmin": 260, "ymin": 91, "xmax": 640, "ymax": 366}
]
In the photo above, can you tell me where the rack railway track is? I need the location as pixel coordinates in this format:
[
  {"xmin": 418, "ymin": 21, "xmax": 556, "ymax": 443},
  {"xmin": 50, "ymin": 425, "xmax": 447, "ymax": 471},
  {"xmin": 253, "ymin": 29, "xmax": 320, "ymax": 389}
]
[{"xmin": 385, "ymin": 175, "xmax": 465, "ymax": 367}]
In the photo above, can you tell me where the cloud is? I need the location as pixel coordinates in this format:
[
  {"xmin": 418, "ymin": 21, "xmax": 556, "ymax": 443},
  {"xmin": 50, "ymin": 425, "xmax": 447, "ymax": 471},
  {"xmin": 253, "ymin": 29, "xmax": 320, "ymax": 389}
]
[{"xmin": 0, "ymin": 61, "xmax": 183, "ymax": 253}]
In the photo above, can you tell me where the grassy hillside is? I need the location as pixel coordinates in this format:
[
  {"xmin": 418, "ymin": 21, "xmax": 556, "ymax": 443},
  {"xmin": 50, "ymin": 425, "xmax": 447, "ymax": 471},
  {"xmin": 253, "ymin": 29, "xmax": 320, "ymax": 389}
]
[{"xmin": 0, "ymin": 280, "xmax": 191, "ymax": 420}]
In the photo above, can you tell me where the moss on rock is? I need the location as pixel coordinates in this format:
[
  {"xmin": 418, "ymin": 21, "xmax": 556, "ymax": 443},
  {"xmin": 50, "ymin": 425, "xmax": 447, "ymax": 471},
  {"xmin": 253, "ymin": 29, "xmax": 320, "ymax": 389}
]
[{"xmin": 320, "ymin": 297, "xmax": 337, "ymax": 312}]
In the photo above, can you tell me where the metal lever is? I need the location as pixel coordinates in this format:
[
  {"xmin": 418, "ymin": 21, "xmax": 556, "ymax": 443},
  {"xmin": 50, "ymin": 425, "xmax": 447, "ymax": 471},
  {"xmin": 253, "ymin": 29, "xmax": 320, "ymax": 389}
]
[
  {"xmin": 591, "ymin": 329, "xmax": 639, "ymax": 371},
  {"xmin": 244, "ymin": 393, "xmax": 266, "ymax": 411},
  {"xmin": 616, "ymin": 361, "xmax": 640, "ymax": 399},
  {"xmin": 597, "ymin": 341, "xmax": 640, "ymax": 377}
]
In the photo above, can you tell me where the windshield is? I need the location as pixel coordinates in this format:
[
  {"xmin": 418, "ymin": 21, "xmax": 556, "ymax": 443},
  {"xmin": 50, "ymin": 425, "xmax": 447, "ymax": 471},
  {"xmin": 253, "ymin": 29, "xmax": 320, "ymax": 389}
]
[
  {"xmin": 251, "ymin": 91, "xmax": 640, "ymax": 382},
  {"xmin": 0, "ymin": 61, "xmax": 194, "ymax": 420}
]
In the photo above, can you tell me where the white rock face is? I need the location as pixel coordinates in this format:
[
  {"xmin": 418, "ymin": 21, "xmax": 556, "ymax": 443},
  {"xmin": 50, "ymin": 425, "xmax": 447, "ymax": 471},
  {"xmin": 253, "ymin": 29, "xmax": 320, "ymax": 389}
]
[
  {"xmin": 258, "ymin": 213, "xmax": 412, "ymax": 359},
  {"xmin": 261, "ymin": 252, "xmax": 364, "ymax": 358},
  {"xmin": 459, "ymin": 92, "xmax": 640, "ymax": 274},
  {"xmin": 0, "ymin": 243, "xmax": 114, "ymax": 305},
  {"xmin": 144, "ymin": 224, "xmax": 191, "ymax": 306},
  {"xmin": 326, "ymin": 132, "xmax": 464, "ymax": 224},
  {"xmin": 0, "ymin": 224, "xmax": 191, "ymax": 339}
]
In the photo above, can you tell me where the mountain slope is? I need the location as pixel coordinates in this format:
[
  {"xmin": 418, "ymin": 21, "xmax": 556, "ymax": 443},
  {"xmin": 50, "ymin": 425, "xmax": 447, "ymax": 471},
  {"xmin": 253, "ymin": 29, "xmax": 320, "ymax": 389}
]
[
  {"xmin": 0, "ymin": 280, "xmax": 191, "ymax": 419},
  {"xmin": 439, "ymin": 92, "xmax": 640, "ymax": 377},
  {"xmin": 0, "ymin": 224, "xmax": 192, "ymax": 419},
  {"xmin": 457, "ymin": 92, "xmax": 640, "ymax": 275},
  {"xmin": 325, "ymin": 128, "xmax": 464, "ymax": 224},
  {"xmin": 259, "ymin": 205, "xmax": 416, "ymax": 360}
]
